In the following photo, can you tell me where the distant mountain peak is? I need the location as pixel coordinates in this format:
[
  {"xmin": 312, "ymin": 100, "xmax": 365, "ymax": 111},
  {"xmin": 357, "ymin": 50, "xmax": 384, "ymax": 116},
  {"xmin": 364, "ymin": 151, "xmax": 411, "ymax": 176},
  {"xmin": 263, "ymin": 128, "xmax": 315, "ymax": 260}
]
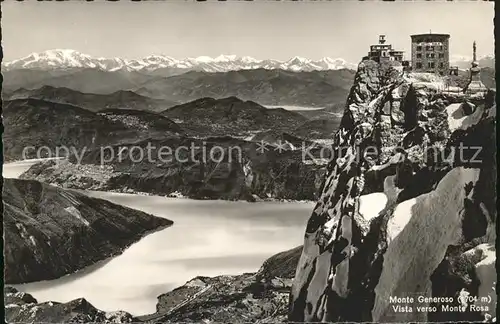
[
  {"xmin": 450, "ymin": 54, "xmax": 495, "ymax": 69},
  {"xmin": 3, "ymin": 49, "xmax": 358, "ymax": 73}
]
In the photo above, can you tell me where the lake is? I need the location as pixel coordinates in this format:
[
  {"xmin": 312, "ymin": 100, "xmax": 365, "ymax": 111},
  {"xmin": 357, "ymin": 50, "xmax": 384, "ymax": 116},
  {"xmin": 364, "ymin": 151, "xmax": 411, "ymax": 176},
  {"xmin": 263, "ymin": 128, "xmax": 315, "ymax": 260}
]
[
  {"xmin": 263, "ymin": 105, "xmax": 325, "ymax": 111},
  {"xmin": 3, "ymin": 160, "xmax": 313, "ymax": 315}
]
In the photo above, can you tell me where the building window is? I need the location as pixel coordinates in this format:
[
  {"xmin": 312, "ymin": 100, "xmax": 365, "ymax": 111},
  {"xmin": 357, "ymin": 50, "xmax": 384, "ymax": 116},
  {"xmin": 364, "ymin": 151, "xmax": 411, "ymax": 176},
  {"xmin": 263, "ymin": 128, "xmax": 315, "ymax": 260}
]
[
  {"xmin": 439, "ymin": 46, "xmax": 444, "ymax": 51},
  {"xmin": 426, "ymin": 46, "xmax": 434, "ymax": 51},
  {"xmin": 430, "ymin": 53, "xmax": 435, "ymax": 58},
  {"xmin": 428, "ymin": 62, "xmax": 435, "ymax": 69},
  {"xmin": 439, "ymin": 53, "xmax": 444, "ymax": 58},
  {"xmin": 426, "ymin": 53, "xmax": 435, "ymax": 58},
  {"xmin": 416, "ymin": 46, "xmax": 422, "ymax": 51},
  {"xmin": 439, "ymin": 62, "xmax": 444, "ymax": 69},
  {"xmin": 417, "ymin": 53, "xmax": 422, "ymax": 58},
  {"xmin": 416, "ymin": 62, "xmax": 422, "ymax": 69}
]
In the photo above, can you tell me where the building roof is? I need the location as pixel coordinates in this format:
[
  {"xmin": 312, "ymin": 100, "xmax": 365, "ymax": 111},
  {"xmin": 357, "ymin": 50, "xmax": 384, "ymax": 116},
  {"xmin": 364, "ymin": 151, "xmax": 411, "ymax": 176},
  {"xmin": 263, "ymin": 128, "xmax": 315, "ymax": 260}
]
[{"xmin": 411, "ymin": 33, "xmax": 450, "ymax": 38}]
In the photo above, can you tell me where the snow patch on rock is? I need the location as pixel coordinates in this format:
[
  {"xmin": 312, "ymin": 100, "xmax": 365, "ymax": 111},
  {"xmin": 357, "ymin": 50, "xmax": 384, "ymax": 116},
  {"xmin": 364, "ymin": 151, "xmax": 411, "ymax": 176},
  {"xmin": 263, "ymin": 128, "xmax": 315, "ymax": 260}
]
[
  {"xmin": 359, "ymin": 192, "xmax": 388, "ymax": 221},
  {"xmin": 445, "ymin": 103, "xmax": 485, "ymax": 132},
  {"xmin": 372, "ymin": 167, "xmax": 480, "ymax": 322},
  {"xmin": 64, "ymin": 206, "xmax": 90, "ymax": 226},
  {"xmin": 16, "ymin": 223, "xmax": 37, "ymax": 247}
]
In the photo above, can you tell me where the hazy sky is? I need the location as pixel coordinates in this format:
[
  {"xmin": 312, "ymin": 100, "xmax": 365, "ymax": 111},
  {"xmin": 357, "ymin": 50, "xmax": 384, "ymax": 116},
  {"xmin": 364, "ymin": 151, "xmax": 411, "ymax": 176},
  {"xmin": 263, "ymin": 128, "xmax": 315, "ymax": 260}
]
[{"xmin": 2, "ymin": 1, "xmax": 495, "ymax": 62}]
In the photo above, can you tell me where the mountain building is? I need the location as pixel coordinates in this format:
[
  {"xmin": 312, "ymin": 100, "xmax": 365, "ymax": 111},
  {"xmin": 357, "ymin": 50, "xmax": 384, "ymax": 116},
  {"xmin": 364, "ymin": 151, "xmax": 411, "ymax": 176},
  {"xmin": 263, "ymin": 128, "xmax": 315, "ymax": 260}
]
[
  {"xmin": 410, "ymin": 33, "xmax": 450, "ymax": 75},
  {"xmin": 365, "ymin": 35, "xmax": 404, "ymax": 63}
]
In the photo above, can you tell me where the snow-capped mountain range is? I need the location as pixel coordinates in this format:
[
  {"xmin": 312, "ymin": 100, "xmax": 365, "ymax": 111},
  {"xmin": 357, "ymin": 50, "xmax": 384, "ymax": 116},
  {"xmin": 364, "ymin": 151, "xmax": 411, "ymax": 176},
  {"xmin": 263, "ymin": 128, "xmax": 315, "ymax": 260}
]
[
  {"xmin": 450, "ymin": 54, "xmax": 495, "ymax": 70},
  {"xmin": 2, "ymin": 49, "xmax": 358, "ymax": 73}
]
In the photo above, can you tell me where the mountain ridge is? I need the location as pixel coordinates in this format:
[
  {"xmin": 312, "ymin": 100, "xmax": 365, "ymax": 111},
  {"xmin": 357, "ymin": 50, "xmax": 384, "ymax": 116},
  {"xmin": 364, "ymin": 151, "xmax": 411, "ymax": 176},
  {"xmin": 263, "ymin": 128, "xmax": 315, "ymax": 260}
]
[
  {"xmin": 4, "ymin": 49, "xmax": 494, "ymax": 73},
  {"xmin": 3, "ymin": 85, "xmax": 178, "ymax": 112},
  {"xmin": 3, "ymin": 49, "xmax": 357, "ymax": 72}
]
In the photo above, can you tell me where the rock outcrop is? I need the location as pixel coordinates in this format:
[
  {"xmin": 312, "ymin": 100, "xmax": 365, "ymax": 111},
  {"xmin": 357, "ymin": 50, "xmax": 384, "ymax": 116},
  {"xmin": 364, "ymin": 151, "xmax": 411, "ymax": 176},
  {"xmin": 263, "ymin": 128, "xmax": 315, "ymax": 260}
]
[
  {"xmin": 4, "ymin": 287, "xmax": 137, "ymax": 323},
  {"xmin": 289, "ymin": 60, "xmax": 496, "ymax": 322},
  {"xmin": 137, "ymin": 246, "xmax": 300, "ymax": 323},
  {"xmin": 3, "ymin": 178, "xmax": 173, "ymax": 284}
]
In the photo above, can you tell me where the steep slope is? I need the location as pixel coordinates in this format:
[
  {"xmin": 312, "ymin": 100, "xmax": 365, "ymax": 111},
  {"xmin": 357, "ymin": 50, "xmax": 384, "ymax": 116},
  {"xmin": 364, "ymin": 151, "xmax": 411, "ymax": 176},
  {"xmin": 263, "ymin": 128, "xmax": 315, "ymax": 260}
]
[
  {"xmin": 2, "ymin": 99, "xmax": 182, "ymax": 161},
  {"xmin": 3, "ymin": 178, "xmax": 173, "ymax": 284},
  {"xmin": 136, "ymin": 69, "xmax": 355, "ymax": 108},
  {"xmin": 4, "ymin": 85, "xmax": 177, "ymax": 112},
  {"xmin": 289, "ymin": 60, "xmax": 496, "ymax": 322},
  {"xmin": 161, "ymin": 97, "xmax": 308, "ymax": 136}
]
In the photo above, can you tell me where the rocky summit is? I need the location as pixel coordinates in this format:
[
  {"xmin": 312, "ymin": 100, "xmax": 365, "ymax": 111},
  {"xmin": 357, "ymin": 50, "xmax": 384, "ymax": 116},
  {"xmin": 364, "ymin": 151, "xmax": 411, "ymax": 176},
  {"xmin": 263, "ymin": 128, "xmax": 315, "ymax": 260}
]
[
  {"xmin": 288, "ymin": 60, "xmax": 496, "ymax": 322},
  {"xmin": 4, "ymin": 287, "xmax": 137, "ymax": 323},
  {"xmin": 3, "ymin": 178, "xmax": 173, "ymax": 284}
]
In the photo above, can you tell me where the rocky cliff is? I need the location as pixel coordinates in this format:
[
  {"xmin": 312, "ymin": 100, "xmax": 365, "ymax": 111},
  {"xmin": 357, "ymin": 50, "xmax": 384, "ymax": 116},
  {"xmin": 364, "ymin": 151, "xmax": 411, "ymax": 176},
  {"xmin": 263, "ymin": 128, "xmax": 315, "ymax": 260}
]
[
  {"xmin": 289, "ymin": 60, "xmax": 497, "ymax": 322},
  {"xmin": 3, "ymin": 178, "xmax": 173, "ymax": 284}
]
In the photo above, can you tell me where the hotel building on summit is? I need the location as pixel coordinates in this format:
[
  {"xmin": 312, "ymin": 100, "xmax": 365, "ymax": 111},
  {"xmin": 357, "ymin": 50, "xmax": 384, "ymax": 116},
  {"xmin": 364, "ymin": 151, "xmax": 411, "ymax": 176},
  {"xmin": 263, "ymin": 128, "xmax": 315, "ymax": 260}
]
[{"xmin": 410, "ymin": 33, "xmax": 450, "ymax": 75}]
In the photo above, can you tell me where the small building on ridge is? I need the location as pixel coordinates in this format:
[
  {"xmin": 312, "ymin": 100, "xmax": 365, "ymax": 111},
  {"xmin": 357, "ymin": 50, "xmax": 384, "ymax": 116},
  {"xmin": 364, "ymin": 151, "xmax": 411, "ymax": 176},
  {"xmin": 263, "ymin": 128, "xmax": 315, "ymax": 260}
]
[{"xmin": 365, "ymin": 35, "xmax": 404, "ymax": 63}]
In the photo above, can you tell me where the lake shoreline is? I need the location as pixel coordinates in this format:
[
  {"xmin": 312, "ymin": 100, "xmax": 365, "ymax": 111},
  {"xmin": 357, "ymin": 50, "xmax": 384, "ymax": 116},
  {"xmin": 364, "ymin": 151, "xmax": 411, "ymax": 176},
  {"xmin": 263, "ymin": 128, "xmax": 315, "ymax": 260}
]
[{"xmin": 4, "ymin": 159, "xmax": 312, "ymax": 314}]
